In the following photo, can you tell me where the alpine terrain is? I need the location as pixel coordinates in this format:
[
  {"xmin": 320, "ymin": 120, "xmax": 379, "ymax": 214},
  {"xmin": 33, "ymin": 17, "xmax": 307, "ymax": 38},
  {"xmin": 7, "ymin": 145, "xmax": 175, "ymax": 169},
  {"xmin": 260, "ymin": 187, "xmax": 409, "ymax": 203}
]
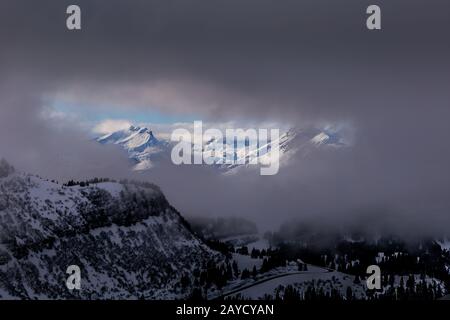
[
  {"xmin": 96, "ymin": 125, "xmax": 347, "ymax": 173},
  {"xmin": 0, "ymin": 159, "xmax": 221, "ymax": 299}
]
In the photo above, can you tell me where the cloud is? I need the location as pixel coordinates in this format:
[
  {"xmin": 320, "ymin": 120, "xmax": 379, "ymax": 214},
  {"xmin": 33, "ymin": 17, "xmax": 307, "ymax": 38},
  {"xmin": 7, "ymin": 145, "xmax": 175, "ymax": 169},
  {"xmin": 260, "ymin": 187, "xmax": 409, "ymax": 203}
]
[
  {"xmin": 93, "ymin": 119, "xmax": 132, "ymax": 135},
  {"xmin": 1, "ymin": 0, "xmax": 450, "ymax": 237}
]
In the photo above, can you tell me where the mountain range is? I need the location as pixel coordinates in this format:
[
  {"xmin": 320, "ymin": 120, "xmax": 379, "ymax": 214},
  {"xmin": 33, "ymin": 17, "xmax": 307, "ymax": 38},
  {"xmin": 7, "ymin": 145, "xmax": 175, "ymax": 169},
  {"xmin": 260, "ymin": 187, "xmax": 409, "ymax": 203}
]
[{"xmin": 96, "ymin": 125, "xmax": 347, "ymax": 173}]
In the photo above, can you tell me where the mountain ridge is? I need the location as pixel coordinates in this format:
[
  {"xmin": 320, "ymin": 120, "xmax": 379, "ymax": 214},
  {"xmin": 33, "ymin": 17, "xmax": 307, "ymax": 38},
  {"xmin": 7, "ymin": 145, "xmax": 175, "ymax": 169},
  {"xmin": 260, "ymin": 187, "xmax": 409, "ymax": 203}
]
[
  {"xmin": 0, "ymin": 161, "xmax": 221, "ymax": 299},
  {"xmin": 95, "ymin": 125, "xmax": 347, "ymax": 173}
]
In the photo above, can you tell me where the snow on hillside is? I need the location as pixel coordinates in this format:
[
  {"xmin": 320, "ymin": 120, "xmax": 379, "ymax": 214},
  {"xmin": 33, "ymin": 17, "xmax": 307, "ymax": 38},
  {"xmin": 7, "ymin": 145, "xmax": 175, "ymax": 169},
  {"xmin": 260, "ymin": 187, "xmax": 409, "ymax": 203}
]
[
  {"xmin": 223, "ymin": 267, "xmax": 445, "ymax": 300},
  {"xmin": 0, "ymin": 164, "xmax": 221, "ymax": 299},
  {"xmin": 227, "ymin": 269, "xmax": 361, "ymax": 300}
]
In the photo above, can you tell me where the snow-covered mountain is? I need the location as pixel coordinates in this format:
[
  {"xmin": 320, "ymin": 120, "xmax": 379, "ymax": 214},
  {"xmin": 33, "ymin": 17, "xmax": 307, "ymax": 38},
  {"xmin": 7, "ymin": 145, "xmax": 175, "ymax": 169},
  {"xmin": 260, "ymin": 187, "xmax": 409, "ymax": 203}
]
[
  {"xmin": 95, "ymin": 125, "xmax": 347, "ymax": 173},
  {"xmin": 97, "ymin": 126, "xmax": 169, "ymax": 170},
  {"xmin": 0, "ymin": 160, "xmax": 221, "ymax": 299}
]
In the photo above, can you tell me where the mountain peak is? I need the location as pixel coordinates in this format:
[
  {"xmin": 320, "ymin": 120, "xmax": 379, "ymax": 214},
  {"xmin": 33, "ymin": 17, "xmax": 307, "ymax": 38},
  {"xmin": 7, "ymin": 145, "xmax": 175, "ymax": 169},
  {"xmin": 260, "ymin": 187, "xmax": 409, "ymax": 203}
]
[
  {"xmin": 96, "ymin": 125, "xmax": 166, "ymax": 171},
  {"xmin": 311, "ymin": 132, "xmax": 330, "ymax": 145},
  {"xmin": 129, "ymin": 125, "xmax": 140, "ymax": 132},
  {"xmin": 128, "ymin": 125, "xmax": 153, "ymax": 135}
]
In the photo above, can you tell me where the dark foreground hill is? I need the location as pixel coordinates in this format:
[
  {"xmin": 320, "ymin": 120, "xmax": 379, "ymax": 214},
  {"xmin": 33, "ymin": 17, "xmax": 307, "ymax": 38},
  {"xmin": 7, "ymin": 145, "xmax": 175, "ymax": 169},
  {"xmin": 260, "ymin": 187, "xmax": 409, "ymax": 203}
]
[{"xmin": 0, "ymin": 160, "xmax": 221, "ymax": 299}]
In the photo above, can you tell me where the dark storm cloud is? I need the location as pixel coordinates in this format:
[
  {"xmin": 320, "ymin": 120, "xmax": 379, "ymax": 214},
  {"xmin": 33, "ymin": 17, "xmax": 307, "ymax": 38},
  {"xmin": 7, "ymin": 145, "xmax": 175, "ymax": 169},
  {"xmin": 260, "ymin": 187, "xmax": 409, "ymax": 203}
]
[
  {"xmin": 1, "ymin": 0, "xmax": 450, "ymax": 236},
  {"xmin": 2, "ymin": 0, "xmax": 449, "ymax": 120}
]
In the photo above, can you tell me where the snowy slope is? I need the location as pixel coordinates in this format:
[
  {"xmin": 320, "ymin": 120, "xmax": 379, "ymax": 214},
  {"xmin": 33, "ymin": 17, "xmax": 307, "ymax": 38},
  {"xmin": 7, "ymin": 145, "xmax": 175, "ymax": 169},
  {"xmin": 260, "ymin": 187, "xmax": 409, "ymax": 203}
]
[{"xmin": 0, "ymin": 161, "xmax": 221, "ymax": 299}]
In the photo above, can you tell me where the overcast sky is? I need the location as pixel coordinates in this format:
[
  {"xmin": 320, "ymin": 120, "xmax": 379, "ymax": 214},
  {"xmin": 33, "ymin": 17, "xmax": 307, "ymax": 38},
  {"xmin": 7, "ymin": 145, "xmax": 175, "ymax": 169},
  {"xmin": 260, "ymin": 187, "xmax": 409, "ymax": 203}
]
[{"xmin": 1, "ymin": 0, "xmax": 450, "ymax": 236}]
